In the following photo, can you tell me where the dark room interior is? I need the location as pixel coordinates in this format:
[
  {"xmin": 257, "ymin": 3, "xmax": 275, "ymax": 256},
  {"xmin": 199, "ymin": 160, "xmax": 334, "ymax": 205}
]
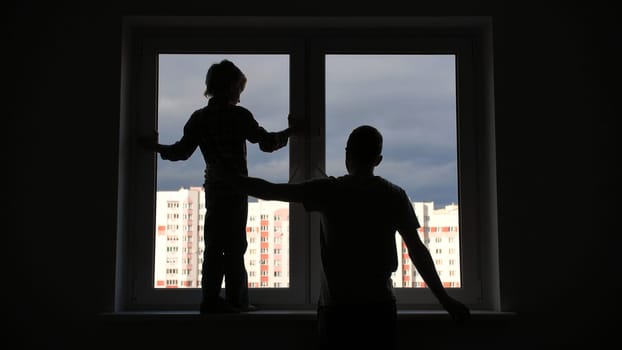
[{"xmin": 9, "ymin": 1, "xmax": 617, "ymax": 349}]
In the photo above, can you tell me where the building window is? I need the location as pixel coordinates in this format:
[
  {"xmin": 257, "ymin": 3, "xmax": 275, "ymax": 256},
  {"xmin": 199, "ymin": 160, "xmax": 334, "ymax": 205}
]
[{"xmin": 118, "ymin": 16, "xmax": 498, "ymax": 311}]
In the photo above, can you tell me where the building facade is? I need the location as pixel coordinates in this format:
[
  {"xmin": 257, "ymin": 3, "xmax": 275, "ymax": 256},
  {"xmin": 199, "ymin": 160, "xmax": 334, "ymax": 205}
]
[{"xmin": 154, "ymin": 187, "xmax": 460, "ymax": 289}]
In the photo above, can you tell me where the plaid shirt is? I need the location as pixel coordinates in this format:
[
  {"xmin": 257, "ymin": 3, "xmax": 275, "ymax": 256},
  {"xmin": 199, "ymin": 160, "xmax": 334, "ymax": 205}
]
[{"xmin": 158, "ymin": 98, "xmax": 289, "ymax": 184}]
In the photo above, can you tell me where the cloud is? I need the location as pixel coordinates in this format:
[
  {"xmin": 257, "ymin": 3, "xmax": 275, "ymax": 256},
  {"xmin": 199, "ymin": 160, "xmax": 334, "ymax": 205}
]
[
  {"xmin": 157, "ymin": 153, "xmax": 205, "ymax": 189},
  {"xmin": 157, "ymin": 54, "xmax": 459, "ymax": 207},
  {"xmin": 247, "ymin": 155, "xmax": 289, "ymax": 182},
  {"xmin": 377, "ymin": 158, "xmax": 458, "ymax": 194}
]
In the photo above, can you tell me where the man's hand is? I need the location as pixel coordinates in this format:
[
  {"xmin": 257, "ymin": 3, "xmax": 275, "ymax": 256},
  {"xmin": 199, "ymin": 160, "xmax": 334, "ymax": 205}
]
[{"xmin": 441, "ymin": 296, "xmax": 471, "ymax": 324}]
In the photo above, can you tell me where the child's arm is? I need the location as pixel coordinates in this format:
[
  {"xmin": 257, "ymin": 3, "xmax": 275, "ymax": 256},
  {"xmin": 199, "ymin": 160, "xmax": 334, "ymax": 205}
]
[{"xmin": 252, "ymin": 114, "xmax": 303, "ymax": 153}]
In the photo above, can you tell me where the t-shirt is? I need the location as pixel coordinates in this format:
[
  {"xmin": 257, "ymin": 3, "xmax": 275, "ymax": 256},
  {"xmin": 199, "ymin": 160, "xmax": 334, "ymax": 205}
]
[{"xmin": 301, "ymin": 174, "xmax": 421, "ymax": 306}]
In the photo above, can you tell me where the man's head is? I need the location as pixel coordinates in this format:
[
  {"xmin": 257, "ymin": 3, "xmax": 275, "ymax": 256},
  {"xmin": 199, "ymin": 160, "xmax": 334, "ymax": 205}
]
[
  {"xmin": 345, "ymin": 125, "xmax": 383, "ymax": 174},
  {"xmin": 204, "ymin": 59, "xmax": 247, "ymax": 104}
]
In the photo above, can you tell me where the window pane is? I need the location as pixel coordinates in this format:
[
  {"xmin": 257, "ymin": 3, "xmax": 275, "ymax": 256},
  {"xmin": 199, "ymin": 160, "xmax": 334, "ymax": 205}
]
[
  {"xmin": 325, "ymin": 55, "xmax": 461, "ymax": 288},
  {"xmin": 155, "ymin": 54, "xmax": 290, "ymax": 289}
]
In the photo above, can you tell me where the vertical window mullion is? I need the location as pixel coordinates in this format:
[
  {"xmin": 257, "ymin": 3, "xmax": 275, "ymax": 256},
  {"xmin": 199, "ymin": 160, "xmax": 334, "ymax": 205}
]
[
  {"xmin": 288, "ymin": 39, "xmax": 312, "ymax": 306},
  {"xmin": 306, "ymin": 38, "xmax": 326, "ymax": 305}
]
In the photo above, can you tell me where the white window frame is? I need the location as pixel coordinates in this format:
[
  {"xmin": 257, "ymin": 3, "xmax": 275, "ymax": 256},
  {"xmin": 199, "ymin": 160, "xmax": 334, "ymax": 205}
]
[{"xmin": 117, "ymin": 16, "xmax": 499, "ymax": 312}]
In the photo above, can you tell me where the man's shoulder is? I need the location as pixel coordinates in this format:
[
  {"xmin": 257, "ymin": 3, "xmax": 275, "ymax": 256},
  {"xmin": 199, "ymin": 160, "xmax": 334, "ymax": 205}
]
[
  {"xmin": 303, "ymin": 175, "xmax": 406, "ymax": 194},
  {"xmin": 297, "ymin": 176, "xmax": 339, "ymax": 198},
  {"xmin": 332, "ymin": 175, "xmax": 407, "ymax": 199},
  {"xmin": 304, "ymin": 175, "xmax": 338, "ymax": 186},
  {"xmin": 374, "ymin": 176, "xmax": 406, "ymax": 193}
]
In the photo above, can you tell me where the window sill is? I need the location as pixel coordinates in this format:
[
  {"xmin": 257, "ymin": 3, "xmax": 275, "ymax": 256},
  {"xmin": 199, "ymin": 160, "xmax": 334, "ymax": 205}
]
[{"xmin": 99, "ymin": 310, "xmax": 516, "ymax": 322}]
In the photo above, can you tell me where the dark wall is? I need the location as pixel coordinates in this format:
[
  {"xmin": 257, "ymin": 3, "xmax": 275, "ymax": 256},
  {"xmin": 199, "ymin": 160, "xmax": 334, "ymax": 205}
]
[{"xmin": 9, "ymin": 1, "xmax": 617, "ymax": 348}]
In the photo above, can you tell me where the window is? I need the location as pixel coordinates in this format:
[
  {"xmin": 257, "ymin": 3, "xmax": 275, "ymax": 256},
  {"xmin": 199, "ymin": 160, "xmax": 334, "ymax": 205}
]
[{"xmin": 118, "ymin": 16, "xmax": 498, "ymax": 311}]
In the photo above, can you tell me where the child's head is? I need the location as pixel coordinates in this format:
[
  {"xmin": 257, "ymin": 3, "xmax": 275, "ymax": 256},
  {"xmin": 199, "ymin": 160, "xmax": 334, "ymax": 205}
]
[{"xmin": 204, "ymin": 59, "xmax": 247, "ymax": 104}]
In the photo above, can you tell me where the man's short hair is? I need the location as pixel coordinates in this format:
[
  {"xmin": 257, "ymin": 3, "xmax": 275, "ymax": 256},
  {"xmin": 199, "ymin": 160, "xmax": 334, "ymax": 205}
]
[{"xmin": 346, "ymin": 125, "xmax": 383, "ymax": 163}]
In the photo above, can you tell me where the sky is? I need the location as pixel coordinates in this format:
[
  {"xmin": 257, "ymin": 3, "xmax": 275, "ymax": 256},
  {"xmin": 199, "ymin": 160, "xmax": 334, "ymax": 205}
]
[{"xmin": 157, "ymin": 54, "xmax": 458, "ymax": 208}]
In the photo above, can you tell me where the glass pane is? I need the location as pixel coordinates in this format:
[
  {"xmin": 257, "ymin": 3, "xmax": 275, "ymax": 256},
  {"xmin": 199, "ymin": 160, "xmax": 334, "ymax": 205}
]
[
  {"xmin": 325, "ymin": 55, "xmax": 461, "ymax": 288},
  {"xmin": 155, "ymin": 54, "xmax": 290, "ymax": 289}
]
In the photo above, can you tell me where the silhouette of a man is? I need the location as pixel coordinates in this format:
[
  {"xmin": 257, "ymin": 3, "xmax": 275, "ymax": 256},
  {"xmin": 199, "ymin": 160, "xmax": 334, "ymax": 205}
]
[{"xmin": 223, "ymin": 124, "xmax": 470, "ymax": 348}]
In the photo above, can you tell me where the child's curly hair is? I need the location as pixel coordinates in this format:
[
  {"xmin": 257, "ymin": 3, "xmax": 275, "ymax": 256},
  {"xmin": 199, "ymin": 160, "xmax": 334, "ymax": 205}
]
[{"xmin": 204, "ymin": 59, "xmax": 247, "ymax": 100}]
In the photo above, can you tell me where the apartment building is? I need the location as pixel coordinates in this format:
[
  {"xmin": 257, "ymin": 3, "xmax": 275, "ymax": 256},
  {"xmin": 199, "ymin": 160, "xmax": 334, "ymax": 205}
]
[{"xmin": 154, "ymin": 187, "xmax": 460, "ymax": 289}]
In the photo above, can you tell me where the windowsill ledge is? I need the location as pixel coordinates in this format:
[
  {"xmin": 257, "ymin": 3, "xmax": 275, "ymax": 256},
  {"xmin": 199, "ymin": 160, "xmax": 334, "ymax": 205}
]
[{"xmin": 99, "ymin": 310, "xmax": 516, "ymax": 322}]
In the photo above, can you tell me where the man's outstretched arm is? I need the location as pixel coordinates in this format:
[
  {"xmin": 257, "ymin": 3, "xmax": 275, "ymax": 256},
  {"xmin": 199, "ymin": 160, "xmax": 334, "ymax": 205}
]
[
  {"xmin": 230, "ymin": 174, "xmax": 306, "ymax": 203},
  {"xmin": 401, "ymin": 230, "xmax": 471, "ymax": 323}
]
